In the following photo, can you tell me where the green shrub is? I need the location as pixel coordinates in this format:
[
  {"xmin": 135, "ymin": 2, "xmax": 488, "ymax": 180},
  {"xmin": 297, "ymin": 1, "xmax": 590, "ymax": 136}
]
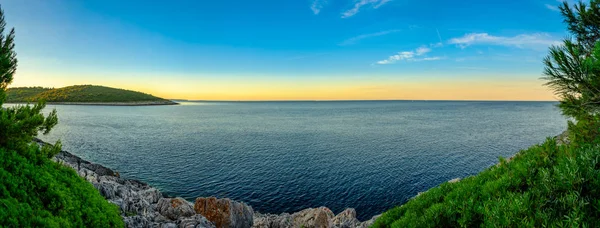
[
  {"xmin": 567, "ymin": 115, "xmax": 600, "ymax": 146},
  {"xmin": 0, "ymin": 143, "xmax": 124, "ymax": 227},
  {"xmin": 373, "ymin": 139, "xmax": 600, "ymax": 227}
]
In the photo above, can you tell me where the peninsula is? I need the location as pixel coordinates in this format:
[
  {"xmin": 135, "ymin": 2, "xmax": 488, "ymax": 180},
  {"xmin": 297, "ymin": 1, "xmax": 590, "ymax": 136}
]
[{"xmin": 6, "ymin": 85, "xmax": 177, "ymax": 106}]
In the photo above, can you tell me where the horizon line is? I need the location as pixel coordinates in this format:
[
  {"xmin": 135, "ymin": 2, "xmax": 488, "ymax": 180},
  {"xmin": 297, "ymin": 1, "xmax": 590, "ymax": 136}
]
[{"xmin": 169, "ymin": 99, "xmax": 559, "ymax": 102}]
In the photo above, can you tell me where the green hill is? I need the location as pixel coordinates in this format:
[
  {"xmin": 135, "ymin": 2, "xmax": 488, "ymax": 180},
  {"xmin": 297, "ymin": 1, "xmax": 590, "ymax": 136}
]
[
  {"xmin": 5, "ymin": 86, "xmax": 51, "ymax": 102},
  {"xmin": 6, "ymin": 85, "xmax": 176, "ymax": 105}
]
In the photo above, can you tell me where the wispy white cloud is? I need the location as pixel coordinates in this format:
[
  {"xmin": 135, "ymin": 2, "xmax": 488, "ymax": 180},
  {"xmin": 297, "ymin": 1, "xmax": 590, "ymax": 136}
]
[
  {"xmin": 373, "ymin": 0, "xmax": 391, "ymax": 8},
  {"xmin": 311, "ymin": 0, "xmax": 327, "ymax": 14},
  {"xmin": 376, "ymin": 46, "xmax": 442, "ymax": 64},
  {"xmin": 421, "ymin": 57, "xmax": 442, "ymax": 61},
  {"xmin": 545, "ymin": 4, "xmax": 560, "ymax": 12},
  {"xmin": 415, "ymin": 47, "xmax": 431, "ymax": 55},
  {"xmin": 448, "ymin": 33, "xmax": 561, "ymax": 50},
  {"xmin": 376, "ymin": 52, "xmax": 415, "ymax": 65},
  {"xmin": 342, "ymin": 0, "xmax": 392, "ymax": 18},
  {"xmin": 339, "ymin": 29, "xmax": 401, "ymax": 46}
]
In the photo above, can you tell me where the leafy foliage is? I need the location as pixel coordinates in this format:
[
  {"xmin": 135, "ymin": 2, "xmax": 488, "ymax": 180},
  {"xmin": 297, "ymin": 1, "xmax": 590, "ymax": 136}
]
[
  {"xmin": 7, "ymin": 85, "xmax": 169, "ymax": 103},
  {"xmin": 567, "ymin": 114, "xmax": 600, "ymax": 146},
  {"xmin": 543, "ymin": 40, "xmax": 600, "ymax": 118},
  {"xmin": 373, "ymin": 139, "xmax": 600, "ymax": 227},
  {"xmin": 560, "ymin": 0, "xmax": 600, "ymax": 52},
  {"xmin": 0, "ymin": 102, "xmax": 57, "ymax": 149},
  {"xmin": 0, "ymin": 6, "xmax": 16, "ymax": 104},
  {"xmin": 0, "ymin": 5, "xmax": 124, "ymax": 227},
  {"xmin": 543, "ymin": 0, "xmax": 600, "ymax": 119},
  {"xmin": 0, "ymin": 144, "xmax": 124, "ymax": 227}
]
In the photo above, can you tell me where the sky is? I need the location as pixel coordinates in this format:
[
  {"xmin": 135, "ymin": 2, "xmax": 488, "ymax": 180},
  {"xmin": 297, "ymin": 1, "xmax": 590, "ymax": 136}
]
[{"xmin": 0, "ymin": 0, "xmax": 581, "ymax": 101}]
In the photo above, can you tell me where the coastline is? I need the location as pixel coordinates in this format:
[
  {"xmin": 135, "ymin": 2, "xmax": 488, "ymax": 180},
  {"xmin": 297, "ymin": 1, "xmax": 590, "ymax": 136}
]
[
  {"xmin": 36, "ymin": 131, "xmax": 569, "ymax": 227},
  {"xmin": 35, "ymin": 138, "xmax": 378, "ymax": 228},
  {"xmin": 6, "ymin": 100, "xmax": 179, "ymax": 106}
]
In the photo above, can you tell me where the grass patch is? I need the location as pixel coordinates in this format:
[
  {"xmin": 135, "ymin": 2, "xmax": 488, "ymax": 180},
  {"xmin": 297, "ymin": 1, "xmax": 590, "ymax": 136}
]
[{"xmin": 373, "ymin": 139, "xmax": 600, "ymax": 227}]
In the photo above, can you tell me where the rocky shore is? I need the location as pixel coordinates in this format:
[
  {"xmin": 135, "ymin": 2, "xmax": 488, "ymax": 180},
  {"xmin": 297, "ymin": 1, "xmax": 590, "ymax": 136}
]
[{"xmin": 35, "ymin": 139, "xmax": 378, "ymax": 228}]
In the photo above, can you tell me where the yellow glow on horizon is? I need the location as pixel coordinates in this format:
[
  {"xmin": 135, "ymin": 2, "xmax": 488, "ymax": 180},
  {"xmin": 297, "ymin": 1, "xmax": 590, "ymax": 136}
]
[{"xmin": 9, "ymin": 71, "xmax": 557, "ymax": 101}]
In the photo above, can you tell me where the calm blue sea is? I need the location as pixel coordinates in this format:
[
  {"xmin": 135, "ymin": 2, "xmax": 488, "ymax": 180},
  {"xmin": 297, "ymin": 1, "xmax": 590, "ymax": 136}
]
[{"xmin": 34, "ymin": 101, "xmax": 566, "ymax": 220}]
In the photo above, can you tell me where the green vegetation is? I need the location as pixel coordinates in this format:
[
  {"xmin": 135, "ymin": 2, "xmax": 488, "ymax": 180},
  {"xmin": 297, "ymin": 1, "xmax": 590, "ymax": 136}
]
[
  {"xmin": 374, "ymin": 139, "xmax": 600, "ymax": 227},
  {"xmin": 6, "ymin": 85, "xmax": 172, "ymax": 104},
  {"xmin": 375, "ymin": 1, "xmax": 600, "ymax": 227},
  {"xmin": 0, "ymin": 141, "xmax": 124, "ymax": 227},
  {"xmin": 543, "ymin": 0, "xmax": 600, "ymax": 120},
  {"xmin": 0, "ymin": 6, "xmax": 124, "ymax": 228},
  {"xmin": 4, "ymin": 86, "xmax": 50, "ymax": 103}
]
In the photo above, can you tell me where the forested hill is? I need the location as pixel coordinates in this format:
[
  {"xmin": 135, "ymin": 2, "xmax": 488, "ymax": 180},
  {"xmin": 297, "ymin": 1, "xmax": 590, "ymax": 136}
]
[{"xmin": 6, "ymin": 85, "xmax": 177, "ymax": 105}]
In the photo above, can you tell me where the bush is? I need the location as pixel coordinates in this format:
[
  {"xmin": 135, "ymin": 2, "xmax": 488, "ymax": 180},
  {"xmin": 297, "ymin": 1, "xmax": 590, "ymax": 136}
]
[
  {"xmin": 0, "ymin": 143, "xmax": 124, "ymax": 227},
  {"xmin": 373, "ymin": 139, "xmax": 600, "ymax": 227},
  {"xmin": 567, "ymin": 115, "xmax": 600, "ymax": 146}
]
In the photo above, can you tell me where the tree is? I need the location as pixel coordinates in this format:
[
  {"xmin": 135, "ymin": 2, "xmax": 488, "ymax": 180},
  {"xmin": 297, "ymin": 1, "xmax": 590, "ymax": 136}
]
[
  {"xmin": 0, "ymin": 4, "xmax": 16, "ymax": 104},
  {"xmin": 560, "ymin": 0, "xmax": 600, "ymax": 54},
  {"xmin": 0, "ymin": 5, "xmax": 57, "ymax": 150},
  {"xmin": 0, "ymin": 5, "xmax": 123, "ymax": 227},
  {"xmin": 543, "ymin": 0, "xmax": 600, "ymax": 119}
]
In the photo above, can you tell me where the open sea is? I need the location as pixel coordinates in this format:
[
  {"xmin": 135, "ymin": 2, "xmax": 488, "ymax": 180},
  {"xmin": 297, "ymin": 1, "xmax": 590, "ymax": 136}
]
[{"xmin": 33, "ymin": 101, "xmax": 566, "ymax": 220}]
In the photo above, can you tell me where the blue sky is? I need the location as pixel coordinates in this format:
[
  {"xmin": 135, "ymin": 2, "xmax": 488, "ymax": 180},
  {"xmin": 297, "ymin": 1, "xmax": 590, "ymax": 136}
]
[{"xmin": 0, "ymin": 0, "xmax": 579, "ymax": 100}]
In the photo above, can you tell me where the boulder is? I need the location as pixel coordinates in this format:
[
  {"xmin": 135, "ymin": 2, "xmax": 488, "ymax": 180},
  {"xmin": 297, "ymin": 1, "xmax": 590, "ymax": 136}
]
[
  {"xmin": 253, "ymin": 212, "xmax": 293, "ymax": 228},
  {"xmin": 123, "ymin": 215, "xmax": 152, "ymax": 228},
  {"xmin": 194, "ymin": 197, "xmax": 254, "ymax": 228},
  {"xmin": 332, "ymin": 209, "xmax": 360, "ymax": 228},
  {"xmin": 140, "ymin": 188, "xmax": 162, "ymax": 204},
  {"xmin": 290, "ymin": 207, "xmax": 335, "ymax": 228},
  {"xmin": 253, "ymin": 208, "xmax": 378, "ymax": 228},
  {"xmin": 160, "ymin": 223, "xmax": 178, "ymax": 228},
  {"xmin": 177, "ymin": 214, "xmax": 215, "ymax": 228},
  {"xmin": 448, "ymin": 178, "xmax": 461, "ymax": 183},
  {"xmin": 555, "ymin": 130, "xmax": 570, "ymax": 145},
  {"xmin": 157, "ymin": 197, "xmax": 196, "ymax": 220},
  {"xmin": 153, "ymin": 213, "xmax": 171, "ymax": 223}
]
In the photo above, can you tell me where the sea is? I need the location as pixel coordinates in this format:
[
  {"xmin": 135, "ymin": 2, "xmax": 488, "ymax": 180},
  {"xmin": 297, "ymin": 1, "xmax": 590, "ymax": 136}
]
[{"xmin": 31, "ymin": 101, "xmax": 566, "ymax": 220}]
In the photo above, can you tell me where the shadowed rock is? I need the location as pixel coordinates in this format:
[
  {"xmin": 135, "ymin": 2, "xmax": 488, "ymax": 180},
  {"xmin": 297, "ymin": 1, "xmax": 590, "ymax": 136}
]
[
  {"xmin": 194, "ymin": 197, "xmax": 254, "ymax": 228},
  {"xmin": 157, "ymin": 197, "xmax": 196, "ymax": 220},
  {"xmin": 555, "ymin": 130, "xmax": 570, "ymax": 145},
  {"xmin": 291, "ymin": 207, "xmax": 334, "ymax": 228},
  {"xmin": 253, "ymin": 207, "xmax": 377, "ymax": 228},
  {"xmin": 332, "ymin": 209, "xmax": 360, "ymax": 228}
]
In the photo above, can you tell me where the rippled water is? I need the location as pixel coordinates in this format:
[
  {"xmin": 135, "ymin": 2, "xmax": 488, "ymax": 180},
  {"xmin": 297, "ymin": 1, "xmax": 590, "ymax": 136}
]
[{"xmin": 32, "ymin": 101, "xmax": 565, "ymax": 220}]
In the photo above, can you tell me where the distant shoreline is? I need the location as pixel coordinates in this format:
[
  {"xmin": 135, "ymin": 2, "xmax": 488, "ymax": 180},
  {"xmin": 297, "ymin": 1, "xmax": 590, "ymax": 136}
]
[
  {"xmin": 175, "ymin": 99, "xmax": 559, "ymax": 103},
  {"xmin": 6, "ymin": 100, "xmax": 179, "ymax": 106}
]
